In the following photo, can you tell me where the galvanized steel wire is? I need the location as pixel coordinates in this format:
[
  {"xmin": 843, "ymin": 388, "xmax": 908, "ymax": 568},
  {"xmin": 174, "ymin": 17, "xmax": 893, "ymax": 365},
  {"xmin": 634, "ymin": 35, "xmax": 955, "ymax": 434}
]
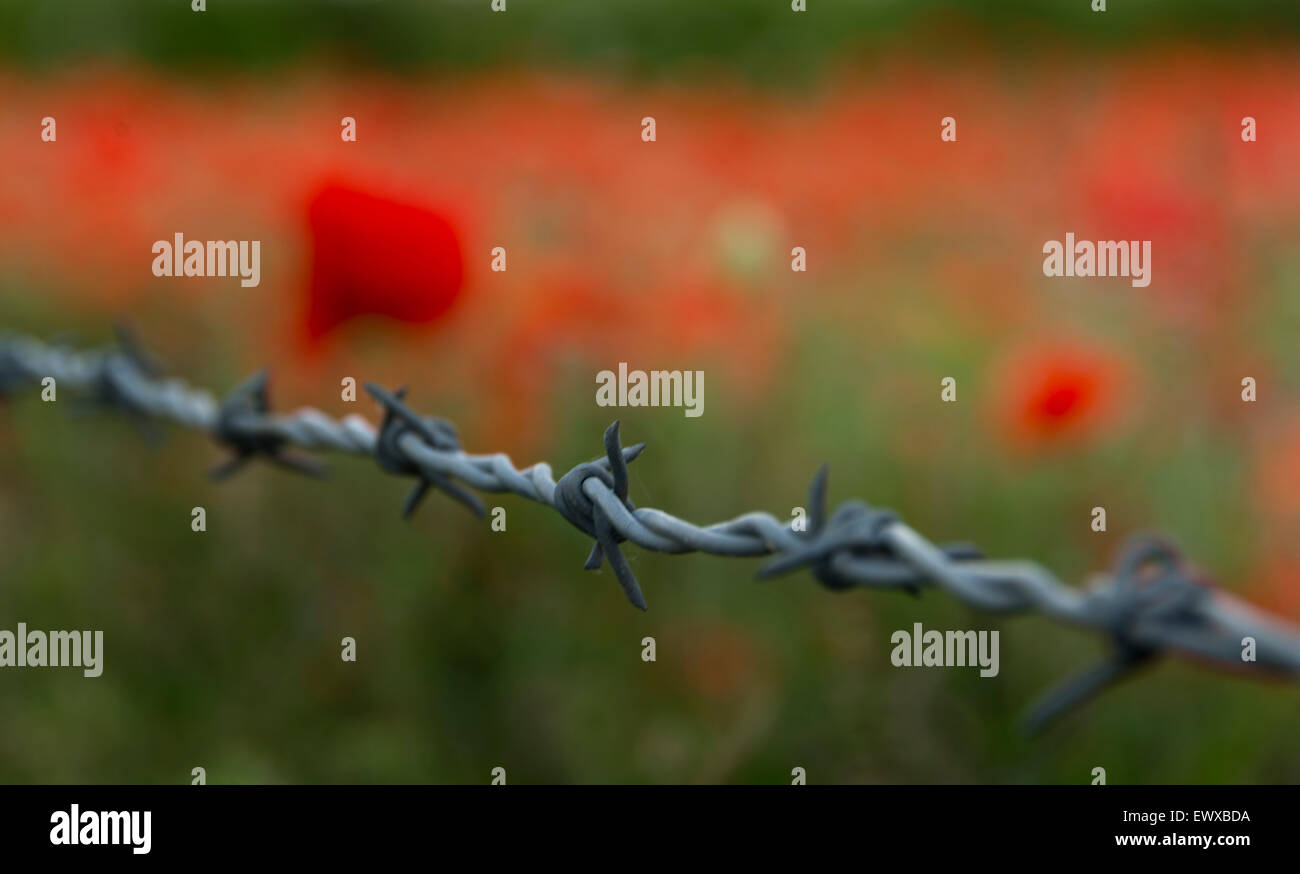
[{"xmin": 2, "ymin": 327, "xmax": 1298, "ymax": 732}]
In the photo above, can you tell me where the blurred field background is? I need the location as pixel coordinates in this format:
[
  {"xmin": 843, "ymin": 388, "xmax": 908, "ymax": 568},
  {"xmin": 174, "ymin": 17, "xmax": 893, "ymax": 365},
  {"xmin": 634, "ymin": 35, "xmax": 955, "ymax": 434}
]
[{"xmin": 0, "ymin": 0, "xmax": 1299, "ymax": 783}]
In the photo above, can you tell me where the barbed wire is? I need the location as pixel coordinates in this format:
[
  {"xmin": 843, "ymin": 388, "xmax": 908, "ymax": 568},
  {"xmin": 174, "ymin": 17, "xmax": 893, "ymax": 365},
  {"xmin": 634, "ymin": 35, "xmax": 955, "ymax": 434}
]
[{"xmin": 2, "ymin": 326, "xmax": 1298, "ymax": 733}]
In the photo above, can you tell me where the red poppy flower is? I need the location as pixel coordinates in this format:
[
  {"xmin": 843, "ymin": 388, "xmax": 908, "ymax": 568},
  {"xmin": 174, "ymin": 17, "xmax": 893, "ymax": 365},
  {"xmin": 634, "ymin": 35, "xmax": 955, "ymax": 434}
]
[
  {"xmin": 991, "ymin": 340, "xmax": 1132, "ymax": 449},
  {"xmin": 303, "ymin": 180, "xmax": 464, "ymax": 341}
]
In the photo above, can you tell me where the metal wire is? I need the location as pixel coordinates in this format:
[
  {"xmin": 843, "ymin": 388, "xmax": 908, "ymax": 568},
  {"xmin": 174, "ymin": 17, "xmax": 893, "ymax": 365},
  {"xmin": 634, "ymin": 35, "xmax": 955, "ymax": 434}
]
[{"xmin": 3, "ymin": 327, "xmax": 1298, "ymax": 733}]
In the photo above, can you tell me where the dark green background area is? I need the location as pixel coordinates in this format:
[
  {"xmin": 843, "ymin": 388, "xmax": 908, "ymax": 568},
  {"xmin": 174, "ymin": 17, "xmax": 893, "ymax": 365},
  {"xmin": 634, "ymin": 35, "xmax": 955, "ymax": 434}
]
[{"xmin": 2, "ymin": 0, "xmax": 1300, "ymax": 78}]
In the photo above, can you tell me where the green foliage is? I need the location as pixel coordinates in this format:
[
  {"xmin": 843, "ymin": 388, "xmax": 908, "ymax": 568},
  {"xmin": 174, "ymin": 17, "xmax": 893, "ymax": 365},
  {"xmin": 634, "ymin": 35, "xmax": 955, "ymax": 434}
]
[{"xmin": 2, "ymin": 0, "xmax": 1300, "ymax": 80}]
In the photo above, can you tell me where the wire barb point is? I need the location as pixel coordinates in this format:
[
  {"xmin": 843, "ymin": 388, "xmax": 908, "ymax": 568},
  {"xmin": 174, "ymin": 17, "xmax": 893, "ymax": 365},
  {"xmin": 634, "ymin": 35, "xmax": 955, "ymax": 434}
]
[
  {"xmin": 366, "ymin": 382, "xmax": 486, "ymax": 520},
  {"xmin": 210, "ymin": 369, "xmax": 328, "ymax": 480},
  {"xmin": 555, "ymin": 421, "xmax": 648, "ymax": 610}
]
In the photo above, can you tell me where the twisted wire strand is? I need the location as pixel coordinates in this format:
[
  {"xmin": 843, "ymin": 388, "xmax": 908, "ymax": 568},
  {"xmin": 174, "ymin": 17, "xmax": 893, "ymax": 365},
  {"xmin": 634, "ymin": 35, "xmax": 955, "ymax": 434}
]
[{"xmin": 2, "ymin": 329, "xmax": 1298, "ymax": 732}]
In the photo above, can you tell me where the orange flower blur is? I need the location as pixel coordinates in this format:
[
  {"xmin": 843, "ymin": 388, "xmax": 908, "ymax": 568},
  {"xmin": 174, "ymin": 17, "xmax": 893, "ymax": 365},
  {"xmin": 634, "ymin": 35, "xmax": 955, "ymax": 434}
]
[{"xmin": 991, "ymin": 340, "xmax": 1132, "ymax": 450}]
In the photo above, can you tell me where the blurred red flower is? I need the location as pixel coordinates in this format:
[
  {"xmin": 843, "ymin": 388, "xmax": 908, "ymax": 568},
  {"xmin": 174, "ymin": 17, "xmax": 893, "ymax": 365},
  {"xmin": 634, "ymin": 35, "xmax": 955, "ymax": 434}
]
[
  {"xmin": 991, "ymin": 340, "xmax": 1132, "ymax": 449},
  {"xmin": 1246, "ymin": 419, "xmax": 1300, "ymax": 617},
  {"xmin": 1250, "ymin": 554, "xmax": 1300, "ymax": 619},
  {"xmin": 1254, "ymin": 417, "xmax": 1300, "ymax": 520},
  {"xmin": 303, "ymin": 180, "xmax": 464, "ymax": 342}
]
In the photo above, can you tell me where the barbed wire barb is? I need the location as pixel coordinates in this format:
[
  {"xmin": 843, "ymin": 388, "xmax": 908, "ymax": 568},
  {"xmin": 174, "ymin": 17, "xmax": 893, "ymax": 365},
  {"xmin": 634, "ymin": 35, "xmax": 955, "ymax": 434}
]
[{"xmin": 2, "ymin": 327, "xmax": 1299, "ymax": 733}]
